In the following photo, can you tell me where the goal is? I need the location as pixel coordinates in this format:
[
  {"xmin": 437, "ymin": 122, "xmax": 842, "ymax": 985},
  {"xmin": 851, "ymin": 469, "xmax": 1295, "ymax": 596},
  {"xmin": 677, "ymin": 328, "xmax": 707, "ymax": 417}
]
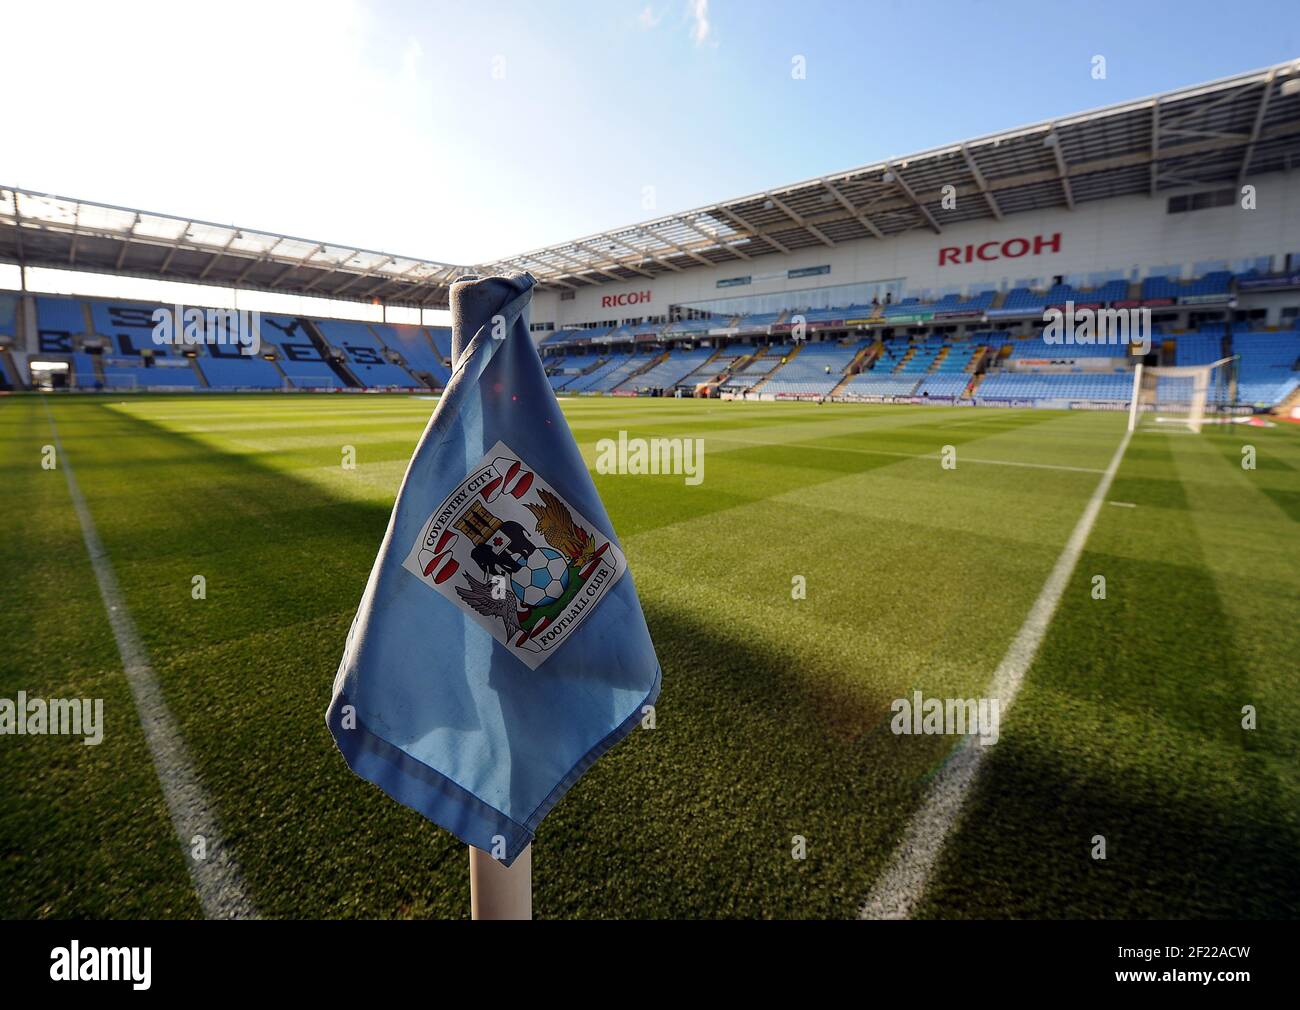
[
  {"xmin": 1128, "ymin": 356, "xmax": 1236, "ymax": 434},
  {"xmin": 283, "ymin": 372, "xmax": 342, "ymax": 391}
]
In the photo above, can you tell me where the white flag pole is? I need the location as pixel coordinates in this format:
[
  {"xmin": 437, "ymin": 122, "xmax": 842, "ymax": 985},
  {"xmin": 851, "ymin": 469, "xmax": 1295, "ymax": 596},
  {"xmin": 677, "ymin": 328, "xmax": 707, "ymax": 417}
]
[{"xmin": 469, "ymin": 844, "xmax": 532, "ymax": 920}]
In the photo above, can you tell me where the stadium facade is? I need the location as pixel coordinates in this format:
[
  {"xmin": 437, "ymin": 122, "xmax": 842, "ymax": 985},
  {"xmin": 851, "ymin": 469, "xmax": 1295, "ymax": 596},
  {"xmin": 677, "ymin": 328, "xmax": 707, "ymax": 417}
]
[
  {"xmin": 1, "ymin": 60, "xmax": 1298, "ymax": 410},
  {"xmin": 527, "ymin": 189, "xmax": 1300, "ymax": 329}
]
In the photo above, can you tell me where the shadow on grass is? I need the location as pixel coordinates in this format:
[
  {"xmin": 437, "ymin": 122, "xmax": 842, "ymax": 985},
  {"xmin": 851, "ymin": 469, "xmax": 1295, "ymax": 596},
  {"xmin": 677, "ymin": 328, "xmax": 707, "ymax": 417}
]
[
  {"xmin": 914, "ymin": 724, "xmax": 1300, "ymax": 918},
  {"xmin": 914, "ymin": 472, "xmax": 1300, "ymax": 918}
]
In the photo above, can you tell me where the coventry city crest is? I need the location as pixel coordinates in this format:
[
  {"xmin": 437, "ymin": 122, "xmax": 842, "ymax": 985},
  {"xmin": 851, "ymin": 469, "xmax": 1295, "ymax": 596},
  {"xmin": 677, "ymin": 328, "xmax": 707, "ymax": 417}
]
[{"xmin": 402, "ymin": 440, "xmax": 626, "ymax": 669}]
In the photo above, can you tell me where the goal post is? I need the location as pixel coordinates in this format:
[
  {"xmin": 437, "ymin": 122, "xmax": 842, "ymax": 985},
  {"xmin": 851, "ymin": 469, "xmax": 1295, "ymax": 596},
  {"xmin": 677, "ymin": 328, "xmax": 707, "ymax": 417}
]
[
  {"xmin": 1133, "ymin": 356, "xmax": 1236, "ymax": 434},
  {"xmin": 1127, "ymin": 362, "xmax": 1143, "ymax": 433}
]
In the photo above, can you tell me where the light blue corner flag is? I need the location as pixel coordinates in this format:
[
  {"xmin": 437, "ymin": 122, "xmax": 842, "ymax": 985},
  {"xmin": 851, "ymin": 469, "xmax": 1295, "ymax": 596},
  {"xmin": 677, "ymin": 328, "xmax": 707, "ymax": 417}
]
[{"xmin": 327, "ymin": 272, "xmax": 660, "ymax": 865}]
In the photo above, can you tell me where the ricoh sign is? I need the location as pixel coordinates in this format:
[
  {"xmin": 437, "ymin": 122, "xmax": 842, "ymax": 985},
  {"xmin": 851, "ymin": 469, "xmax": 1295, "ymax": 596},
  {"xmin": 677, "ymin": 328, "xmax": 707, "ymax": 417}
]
[
  {"xmin": 939, "ymin": 232, "xmax": 1061, "ymax": 266},
  {"xmin": 600, "ymin": 290, "xmax": 652, "ymax": 308}
]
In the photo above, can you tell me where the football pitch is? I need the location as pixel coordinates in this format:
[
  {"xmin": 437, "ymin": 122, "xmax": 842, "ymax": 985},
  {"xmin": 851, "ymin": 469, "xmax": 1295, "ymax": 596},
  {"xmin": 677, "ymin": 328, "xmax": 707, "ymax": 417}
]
[{"xmin": 2, "ymin": 393, "xmax": 1298, "ymax": 919}]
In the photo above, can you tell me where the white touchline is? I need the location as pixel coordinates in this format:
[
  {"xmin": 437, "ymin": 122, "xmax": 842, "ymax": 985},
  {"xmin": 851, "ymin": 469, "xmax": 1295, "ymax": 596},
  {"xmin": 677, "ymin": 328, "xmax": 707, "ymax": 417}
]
[
  {"xmin": 42, "ymin": 401, "xmax": 258, "ymax": 921},
  {"xmin": 860, "ymin": 427, "xmax": 1133, "ymax": 920}
]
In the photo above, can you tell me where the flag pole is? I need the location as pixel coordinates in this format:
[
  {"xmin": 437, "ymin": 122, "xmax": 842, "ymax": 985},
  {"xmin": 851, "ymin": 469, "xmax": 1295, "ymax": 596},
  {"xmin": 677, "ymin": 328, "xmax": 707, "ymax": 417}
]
[{"xmin": 469, "ymin": 844, "xmax": 532, "ymax": 920}]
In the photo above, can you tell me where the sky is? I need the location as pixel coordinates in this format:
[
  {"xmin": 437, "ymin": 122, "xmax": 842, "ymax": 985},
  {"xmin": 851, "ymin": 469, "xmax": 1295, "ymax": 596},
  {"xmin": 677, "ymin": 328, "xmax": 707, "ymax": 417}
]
[{"xmin": 4, "ymin": 0, "xmax": 1297, "ymax": 265}]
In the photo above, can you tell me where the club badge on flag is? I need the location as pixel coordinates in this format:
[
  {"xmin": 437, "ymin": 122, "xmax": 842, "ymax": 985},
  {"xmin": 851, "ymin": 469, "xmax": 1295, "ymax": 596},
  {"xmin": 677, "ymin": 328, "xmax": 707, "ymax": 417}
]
[
  {"xmin": 401, "ymin": 441, "xmax": 626, "ymax": 670},
  {"xmin": 326, "ymin": 272, "xmax": 660, "ymax": 866}
]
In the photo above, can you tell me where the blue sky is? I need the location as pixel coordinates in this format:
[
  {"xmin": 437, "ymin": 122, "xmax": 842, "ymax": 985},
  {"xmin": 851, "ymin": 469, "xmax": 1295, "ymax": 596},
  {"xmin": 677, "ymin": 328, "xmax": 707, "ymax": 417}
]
[{"xmin": 5, "ymin": 0, "xmax": 1297, "ymax": 264}]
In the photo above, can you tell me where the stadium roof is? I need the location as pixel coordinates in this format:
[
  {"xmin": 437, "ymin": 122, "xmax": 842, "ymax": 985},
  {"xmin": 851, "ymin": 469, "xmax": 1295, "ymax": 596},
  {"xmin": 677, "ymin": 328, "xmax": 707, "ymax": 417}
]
[
  {"xmin": 2, "ymin": 60, "xmax": 1298, "ymax": 305},
  {"xmin": 486, "ymin": 59, "xmax": 1300, "ymax": 289},
  {"xmin": 0, "ymin": 190, "xmax": 465, "ymax": 307}
]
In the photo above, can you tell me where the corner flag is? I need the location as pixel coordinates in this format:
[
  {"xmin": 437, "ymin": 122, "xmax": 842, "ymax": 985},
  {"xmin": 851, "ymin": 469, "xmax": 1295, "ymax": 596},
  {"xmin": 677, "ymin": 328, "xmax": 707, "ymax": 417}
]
[{"xmin": 326, "ymin": 272, "xmax": 660, "ymax": 866}]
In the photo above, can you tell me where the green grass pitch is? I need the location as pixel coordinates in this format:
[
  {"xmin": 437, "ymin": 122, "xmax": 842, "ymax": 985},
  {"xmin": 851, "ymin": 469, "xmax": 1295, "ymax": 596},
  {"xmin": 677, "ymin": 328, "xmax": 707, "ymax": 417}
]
[{"xmin": 1, "ymin": 393, "xmax": 1297, "ymax": 918}]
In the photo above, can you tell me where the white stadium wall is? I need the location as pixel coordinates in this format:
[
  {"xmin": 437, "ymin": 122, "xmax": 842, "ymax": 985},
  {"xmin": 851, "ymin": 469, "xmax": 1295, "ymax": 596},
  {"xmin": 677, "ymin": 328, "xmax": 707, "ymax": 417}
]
[{"xmin": 530, "ymin": 174, "xmax": 1300, "ymax": 330}]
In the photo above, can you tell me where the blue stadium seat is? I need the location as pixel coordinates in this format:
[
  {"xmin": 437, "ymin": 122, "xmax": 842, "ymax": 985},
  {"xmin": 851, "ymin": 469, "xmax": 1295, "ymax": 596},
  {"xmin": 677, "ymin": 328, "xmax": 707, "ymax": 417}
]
[
  {"xmin": 914, "ymin": 374, "xmax": 970, "ymax": 397},
  {"xmin": 762, "ymin": 339, "xmax": 867, "ymax": 395},
  {"xmin": 617, "ymin": 349, "xmax": 714, "ymax": 391},
  {"xmin": 976, "ymin": 372, "xmax": 1133, "ymax": 402},
  {"xmin": 258, "ymin": 315, "xmax": 340, "ymax": 388},
  {"xmin": 314, "ymin": 320, "xmax": 418, "ymax": 388},
  {"xmin": 194, "ymin": 345, "xmax": 285, "ymax": 390},
  {"xmin": 37, "ymin": 296, "xmax": 87, "ymax": 336},
  {"xmin": 374, "ymin": 324, "xmax": 451, "ymax": 384},
  {"xmin": 1233, "ymin": 330, "xmax": 1299, "ymax": 405},
  {"xmin": 841, "ymin": 373, "xmax": 920, "ymax": 397}
]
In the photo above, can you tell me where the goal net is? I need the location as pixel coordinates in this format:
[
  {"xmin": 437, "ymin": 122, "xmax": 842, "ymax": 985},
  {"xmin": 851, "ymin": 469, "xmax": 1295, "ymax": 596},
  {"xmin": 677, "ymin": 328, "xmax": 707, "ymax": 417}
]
[
  {"xmin": 1129, "ymin": 356, "xmax": 1236, "ymax": 434},
  {"xmin": 283, "ymin": 372, "xmax": 343, "ymax": 391}
]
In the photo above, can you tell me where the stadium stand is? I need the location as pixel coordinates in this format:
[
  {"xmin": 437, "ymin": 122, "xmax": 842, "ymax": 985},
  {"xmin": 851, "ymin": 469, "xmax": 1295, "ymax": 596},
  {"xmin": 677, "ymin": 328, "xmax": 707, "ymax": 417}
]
[
  {"xmin": 586, "ymin": 354, "xmax": 657, "ymax": 392},
  {"xmin": 1142, "ymin": 271, "xmax": 1232, "ymax": 301},
  {"xmin": 257, "ymin": 314, "xmax": 341, "ymax": 388},
  {"xmin": 541, "ymin": 328, "xmax": 593, "ymax": 348},
  {"xmin": 666, "ymin": 317, "xmax": 729, "ymax": 334},
  {"xmin": 762, "ymin": 339, "xmax": 867, "ymax": 396},
  {"xmin": 93, "ymin": 304, "xmax": 202, "ymax": 388},
  {"xmin": 731, "ymin": 311, "xmax": 783, "ymax": 332},
  {"xmin": 314, "ymin": 319, "xmax": 418, "ymax": 387},
  {"xmin": 1234, "ymin": 330, "xmax": 1300, "ymax": 405},
  {"xmin": 36, "ymin": 295, "xmax": 86, "ymax": 336},
  {"xmin": 881, "ymin": 297, "xmax": 921, "ymax": 318},
  {"xmin": 374, "ymin": 323, "xmax": 451, "ymax": 385},
  {"xmin": 195, "ymin": 349, "xmax": 284, "ymax": 390},
  {"xmin": 915, "ymin": 374, "xmax": 972, "ymax": 398},
  {"xmin": 895, "ymin": 338, "xmax": 946, "ymax": 373},
  {"xmin": 883, "ymin": 291, "xmax": 995, "ymax": 318},
  {"xmin": 679, "ymin": 349, "xmax": 746, "ymax": 385},
  {"xmin": 1008, "ymin": 337, "xmax": 1131, "ymax": 358},
  {"xmin": 615, "ymin": 349, "xmax": 713, "ymax": 391},
  {"xmin": 933, "ymin": 341, "xmax": 984, "ymax": 372},
  {"xmin": 565, "ymin": 355, "xmax": 631, "ymax": 392},
  {"xmin": 841, "ymin": 373, "xmax": 920, "ymax": 397},
  {"xmin": 976, "ymin": 372, "xmax": 1133, "ymax": 402},
  {"xmin": 794, "ymin": 304, "xmax": 873, "ymax": 325},
  {"xmin": 30, "ymin": 297, "xmax": 100, "ymax": 388},
  {"xmin": 183, "ymin": 312, "xmax": 288, "ymax": 390},
  {"xmin": 1086, "ymin": 279, "xmax": 1130, "ymax": 303},
  {"xmin": 996, "ymin": 287, "xmax": 1050, "ymax": 314},
  {"xmin": 428, "ymin": 326, "xmax": 453, "ymax": 360},
  {"xmin": 1175, "ymin": 332, "xmax": 1227, "ymax": 366},
  {"xmin": 7, "ymin": 264, "xmax": 1295, "ymax": 407},
  {"xmin": 873, "ymin": 339, "xmax": 909, "ymax": 371}
]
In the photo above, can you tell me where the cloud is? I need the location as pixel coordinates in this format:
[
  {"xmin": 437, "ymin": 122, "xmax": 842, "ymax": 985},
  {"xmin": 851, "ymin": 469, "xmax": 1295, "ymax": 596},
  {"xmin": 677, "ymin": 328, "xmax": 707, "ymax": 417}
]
[
  {"xmin": 637, "ymin": 5, "xmax": 662, "ymax": 29},
  {"xmin": 687, "ymin": 0, "xmax": 712, "ymax": 46}
]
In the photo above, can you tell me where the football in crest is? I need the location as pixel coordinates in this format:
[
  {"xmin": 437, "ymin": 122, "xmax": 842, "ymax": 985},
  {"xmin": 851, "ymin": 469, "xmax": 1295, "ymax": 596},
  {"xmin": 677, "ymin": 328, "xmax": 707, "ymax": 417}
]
[{"xmin": 510, "ymin": 547, "xmax": 571, "ymax": 608}]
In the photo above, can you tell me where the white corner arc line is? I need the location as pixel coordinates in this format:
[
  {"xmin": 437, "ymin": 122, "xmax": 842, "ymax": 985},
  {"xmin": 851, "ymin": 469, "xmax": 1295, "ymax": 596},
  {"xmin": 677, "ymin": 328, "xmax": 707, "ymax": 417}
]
[
  {"xmin": 43, "ymin": 401, "xmax": 258, "ymax": 920},
  {"xmin": 860, "ymin": 428, "xmax": 1133, "ymax": 920}
]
